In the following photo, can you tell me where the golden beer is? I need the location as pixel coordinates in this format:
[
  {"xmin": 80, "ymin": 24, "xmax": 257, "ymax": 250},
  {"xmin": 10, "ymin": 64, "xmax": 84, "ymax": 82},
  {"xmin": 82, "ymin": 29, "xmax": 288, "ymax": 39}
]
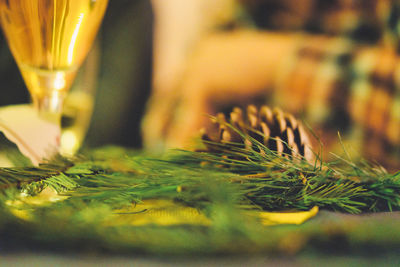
[{"xmin": 0, "ymin": 0, "xmax": 108, "ymax": 112}]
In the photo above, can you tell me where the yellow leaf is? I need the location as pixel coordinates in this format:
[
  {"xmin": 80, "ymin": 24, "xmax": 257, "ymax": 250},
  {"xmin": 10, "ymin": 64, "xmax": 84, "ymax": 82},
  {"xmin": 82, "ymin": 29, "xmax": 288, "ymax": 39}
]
[{"xmin": 258, "ymin": 206, "xmax": 319, "ymax": 226}]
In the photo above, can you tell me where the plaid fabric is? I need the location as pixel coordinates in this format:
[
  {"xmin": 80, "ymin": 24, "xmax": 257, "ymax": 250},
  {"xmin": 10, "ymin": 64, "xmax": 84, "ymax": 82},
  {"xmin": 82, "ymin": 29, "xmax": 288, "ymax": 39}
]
[
  {"xmin": 270, "ymin": 36, "xmax": 399, "ymax": 168},
  {"xmin": 235, "ymin": 0, "xmax": 400, "ymax": 168},
  {"xmin": 240, "ymin": 0, "xmax": 389, "ymax": 43}
]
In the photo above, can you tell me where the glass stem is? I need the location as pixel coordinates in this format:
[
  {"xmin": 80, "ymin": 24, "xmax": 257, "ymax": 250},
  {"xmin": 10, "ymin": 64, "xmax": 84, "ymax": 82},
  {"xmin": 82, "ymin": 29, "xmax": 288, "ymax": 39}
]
[{"xmin": 32, "ymin": 91, "xmax": 66, "ymax": 125}]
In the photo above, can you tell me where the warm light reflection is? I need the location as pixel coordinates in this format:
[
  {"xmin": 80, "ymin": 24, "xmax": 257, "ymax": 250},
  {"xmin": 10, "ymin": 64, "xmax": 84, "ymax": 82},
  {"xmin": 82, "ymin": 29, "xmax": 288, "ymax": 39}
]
[
  {"xmin": 52, "ymin": 72, "xmax": 66, "ymax": 91},
  {"xmin": 68, "ymin": 13, "xmax": 85, "ymax": 65},
  {"xmin": 61, "ymin": 129, "xmax": 79, "ymax": 155}
]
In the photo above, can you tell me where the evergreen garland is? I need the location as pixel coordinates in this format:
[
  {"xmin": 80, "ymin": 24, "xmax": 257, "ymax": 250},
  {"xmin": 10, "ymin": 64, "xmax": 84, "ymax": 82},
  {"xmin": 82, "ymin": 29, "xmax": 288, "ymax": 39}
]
[{"xmin": 0, "ymin": 126, "xmax": 399, "ymax": 255}]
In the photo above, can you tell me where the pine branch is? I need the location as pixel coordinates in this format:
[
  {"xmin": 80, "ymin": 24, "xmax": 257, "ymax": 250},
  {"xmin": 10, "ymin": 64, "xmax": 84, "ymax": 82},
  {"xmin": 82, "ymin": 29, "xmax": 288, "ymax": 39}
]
[
  {"xmin": 0, "ymin": 144, "xmax": 399, "ymax": 255},
  {"xmin": 0, "ymin": 122, "xmax": 399, "ymax": 216},
  {"xmin": 0, "ymin": 155, "xmax": 73, "ymax": 191}
]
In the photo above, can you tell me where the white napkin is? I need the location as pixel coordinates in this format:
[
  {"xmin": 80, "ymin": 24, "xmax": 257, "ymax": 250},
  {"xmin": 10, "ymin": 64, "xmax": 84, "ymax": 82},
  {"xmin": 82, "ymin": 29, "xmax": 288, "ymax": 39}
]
[{"xmin": 0, "ymin": 104, "xmax": 60, "ymax": 165}]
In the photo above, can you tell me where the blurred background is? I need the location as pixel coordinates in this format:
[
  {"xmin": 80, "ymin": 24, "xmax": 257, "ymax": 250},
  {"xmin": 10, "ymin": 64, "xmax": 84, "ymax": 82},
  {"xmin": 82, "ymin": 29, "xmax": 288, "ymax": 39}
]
[{"xmin": 0, "ymin": 0, "xmax": 399, "ymax": 170}]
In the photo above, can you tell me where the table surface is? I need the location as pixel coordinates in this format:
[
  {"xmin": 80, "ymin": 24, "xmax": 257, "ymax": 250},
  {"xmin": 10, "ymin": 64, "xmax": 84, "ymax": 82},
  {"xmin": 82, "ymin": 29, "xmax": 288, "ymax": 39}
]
[
  {"xmin": 2, "ymin": 211, "xmax": 400, "ymax": 266},
  {"xmin": 1, "ymin": 252, "xmax": 400, "ymax": 267}
]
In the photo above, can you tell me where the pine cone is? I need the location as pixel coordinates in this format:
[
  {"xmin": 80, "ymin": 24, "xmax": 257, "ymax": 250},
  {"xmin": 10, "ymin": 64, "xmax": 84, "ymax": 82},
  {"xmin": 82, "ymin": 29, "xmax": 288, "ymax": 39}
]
[{"xmin": 200, "ymin": 105, "xmax": 314, "ymax": 162}]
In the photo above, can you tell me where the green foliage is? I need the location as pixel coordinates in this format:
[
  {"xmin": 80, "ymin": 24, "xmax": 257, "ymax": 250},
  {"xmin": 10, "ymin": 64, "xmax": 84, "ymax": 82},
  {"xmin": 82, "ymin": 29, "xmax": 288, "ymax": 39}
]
[
  {"xmin": 1, "ymin": 137, "xmax": 400, "ymax": 213},
  {"xmin": 0, "ymin": 134, "xmax": 399, "ymax": 255},
  {"xmin": 0, "ymin": 156, "xmax": 72, "ymax": 191}
]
